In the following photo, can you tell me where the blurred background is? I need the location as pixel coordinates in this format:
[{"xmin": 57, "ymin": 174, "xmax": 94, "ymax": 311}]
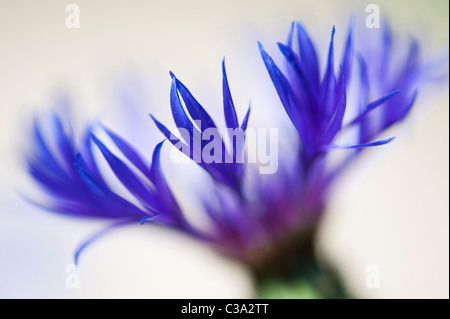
[{"xmin": 0, "ymin": 0, "xmax": 448, "ymax": 298}]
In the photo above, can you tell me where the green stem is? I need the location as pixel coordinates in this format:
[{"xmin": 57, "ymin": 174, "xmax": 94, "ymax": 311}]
[
  {"xmin": 249, "ymin": 226, "xmax": 350, "ymax": 299},
  {"xmin": 255, "ymin": 249, "xmax": 350, "ymax": 299}
]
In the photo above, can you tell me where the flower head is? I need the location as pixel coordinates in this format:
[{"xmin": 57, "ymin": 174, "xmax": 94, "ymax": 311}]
[{"xmin": 23, "ymin": 17, "xmax": 441, "ymax": 272}]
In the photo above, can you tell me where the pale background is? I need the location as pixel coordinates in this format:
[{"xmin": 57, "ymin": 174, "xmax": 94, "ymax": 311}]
[{"xmin": 0, "ymin": 0, "xmax": 448, "ymax": 298}]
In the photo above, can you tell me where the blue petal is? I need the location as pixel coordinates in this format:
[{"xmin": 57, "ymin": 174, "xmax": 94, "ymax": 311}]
[
  {"xmin": 320, "ymin": 68, "xmax": 347, "ymax": 144},
  {"xmin": 383, "ymin": 89, "xmax": 418, "ymax": 129},
  {"xmin": 348, "ymin": 90, "xmax": 401, "ymax": 127},
  {"xmin": 356, "ymin": 54, "xmax": 371, "ymax": 143},
  {"xmin": 339, "ymin": 16, "xmax": 355, "ymax": 86},
  {"xmin": 27, "ymin": 159, "xmax": 76, "ymax": 199},
  {"xmin": 150, "ymin": 114, "xmax": 193, "ymax": 160},
  {"xmin": 277, "ymin": 42, "xmax": 309, "ymax": 92},
  {"xmin": 318, "ymin": 26, "xmax": 336, "ymax": 119},
  {"xmin": 51, "ymin": 113, "xmax": 76, "ymax": 172},
  {"xmin": 32, "ymin": 118, "xmax": 70, "ymax": 180},
  {"xmin": 258, "ymin": 42, "xmax": 307, "ymax": 142},
  {"xmin": 102, "ymin": 125, "xmax": 149, "ymax": 176},
  {"xmin": 80, "ymin": 127, "xmax": 107, "ymax": 186},
  {"xmin": 169, "ymin": 77, "xmax": 197, "ymax": 138},
  {"xmin": 240, "ymin": 106, "xmax": 251, "ymax": 132},
  {"xmin": 296, "ymin": 22, "xmax": 320, "ymax": 90},
  {"xmin": 148, "ymin": 140, "xmax": 166, "ymax": 188},
  {"xmin": 380, "ymin": 19, "xmax": 393, "ymax": 77},
  {"xmin": 286, "ymin": 22, "xmax": 294, "ymax": 47},
  {"xmin": 148, "ymin": 141, "xmax": 196, "ymax": 230},
  {"xmin": 170, "ymin": 72, "xmax": 216, "ymax": 131},
  {"xmin": 222, "ymin": 59, "xmax": 239, "ymax": 130},
  {"xmin": 278, "ymin": 42, "xmax": 318, "ymax": 128},
  {"xmin": 140, "ymin": 215, "xmax": 159, "ymax": 225},
  {"xmin": 322, "ymin": 137, "xmax": 395, "ymax": 151},
  {"xmin": 91, "ymin": 134, "xmax": 154, "ymax": 204}
]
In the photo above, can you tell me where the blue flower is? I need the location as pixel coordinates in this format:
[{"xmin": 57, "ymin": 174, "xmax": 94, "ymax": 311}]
[{"xmin": 23, "ymin": 18, "xmax": 440, "ymax": 270}]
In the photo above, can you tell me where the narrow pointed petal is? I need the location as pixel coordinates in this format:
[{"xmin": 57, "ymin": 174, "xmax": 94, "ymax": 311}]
[
  {"xmin": 286, "ymin": 22, "xmax": 294, "ymax": 47},
  {"xmin": 171, "ymin": 73, "xmax": 216, "ymax": 130},
  {"xmin": 258, "ymin": 42, "xmax": 305, "ymax": 140},
  {"xmin": 348, "ymin": 90, "xmax": 401, "ymax": 126},
  {"xmin": 148, "ymin": 140, "xmax": 166, "ymax": 188},
  {"xmin": 319, "ymin": 26, "xmax": 336, "ymax": 119},
  {"xmin": 240, "ymin": 106, "xmax": 251, "ymax": 132},
  {"xmin": 148, "ymin": 140, "xmax": 195, "ymax": 229},
  {"xmin": 278, "ymin": 42, "xmax": 308, "ymax": 89},
  {"xmin": 170, "ymin": 77, "xmax": 196, "ymax": 137},
  {"xmin": 32, "ymin": 119, "xmax": 70, "ymax": 180},
  {"xmin": 296, "ymin": 22, "xmax": 320, "ymax": 89},
  {"xmin": 278, "ymin": 42, "xmax": 318, "ymax": 127},
  {"xmin": 379, "ymin": 19, "xmax": 393, "ymax": 80},
  {"xmin": 320, "ymin": 71, "xmax": 347, "ymax": 144},
  {"xmin": 383, "ymin": 89, "xmax": 419, "ymax": 129},
  {"xmin": 222, "ymin": 59, "xmax": 239, "ymax": 131},
  {"xmin": 357, "ymin": 54, "xmax": 371, "ymax": 143},
  {"xmin": 140, "ymin": 215, "xmax": 160, "ymax": 225},
  {"xmin": 102, "ymin": 125, "xmax": 149, "ymax": 176},
  {"xmin": 322, "ymin": 137, "xmax": 395, "ymax": 151},
  {"xmin": 150, "ymin": 114, "xmax": 194, "ymax": 160},
  {"xmin": 51, "ymin": 114, "xmax": 76, "ymax": 171},
  {"xmin": 27, "ymin": 159, "xmax": 77, "ymax": 199},
  {"xmin": 339, "ymin": 16, "xmax": 355, "ymax": 86},
  {"xmin": 81, "ymin": 128, "xmax": 106, "ymax": 185},
  {"xmin": 235, "ymin": 106, "xmax": 251, "ymax": 162},
  {"xmin": 91, "ymin": 134, "xmax": 154, "ymax": 203}
]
